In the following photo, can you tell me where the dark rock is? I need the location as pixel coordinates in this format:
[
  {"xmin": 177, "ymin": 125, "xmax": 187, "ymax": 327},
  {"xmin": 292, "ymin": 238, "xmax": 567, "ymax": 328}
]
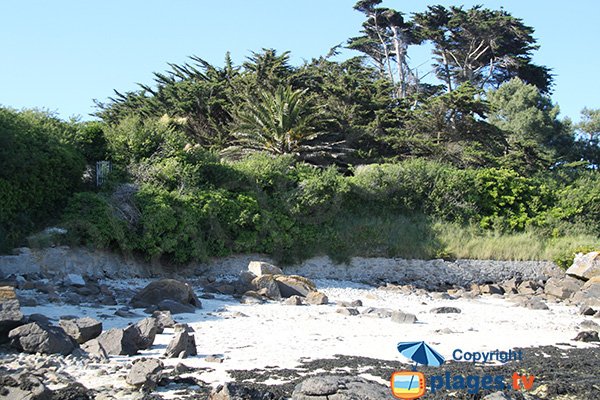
[
  {"xmin": 80, "ymin": 339, "xmax": 109, "ymax": 361},
  {"xmin": 27, "ymin": 313, "xmax": 51, "ymax": 326},
  {"xmin": 200, "ymin": 293, "xmax": 216, "ymax": 299},
  {"xmin": 158, "ymin": 299, "xmax": 197, "ymax": 314},
  {"xmin": 126, "ymin": 358, "xmax": 163, "ymax": 388},
  {"xmin": 96, "ymin": 325, "xmax": 141, "ymax": 356},
  {"xmin": 430, "ymin": 307, "xmax": 461, "ymax": 314},
  {"xmin": 0, "ymin": 288, "xmax": 24, "ymax": 343},
  {"xmin": 130, "ymin": 279, "xmax": 201, "ymax": 309},
  {"xmin": 391, "ymin": 311, "xmax": 418, "ymax": 324},
  {"xmin": 59, "ymin": 317, "xmax": 102, "ymax": 344},
  {"xmin": 63, "ymin": 293, "xmax": 81, "ymax": 305},
  {"xmin": 114, "ymin": 308, "xmax": 141, "ymax": 318},
  {"xmin": 336, "ymin": 308, "xmax": 359, "ymax": 316},
  {"xmin": 135, "ymin": 317, "xmax": 158, "ymax": 350},
  {"xmin": 305, "ymin": 291, "xmax": 328, "ymax": 305},
  {"xmin": 573, "ymin": 330, "xmax": 599, "ymax": 342},
  {"xmin": 215, "ymin": 284, "xmax": 236, "ymax": 295},
  {"xmin": 240, "ymin": 291, "xmax": 264, "ymax": 305},
  {"xmin": 152, "ymin": 310, "xmax": 175, "ymax": 333},
  {"xmin": 580, "ymin": 306, "xmax": 596, "ymax": 316},
  {"xmin": 164, "ymin": 331, "xmax": 197, "ymax": 358},
  {"xmin": 51, "ymin": 382, "xmax": 94, "ymax": 399},
  {"xmin": 174, "ymin": 323, "xmax": 195, "ymax": 333},
  {"xmin": 291, "ymin": 375, "xmax": 389, "ymax": 399},
  {"xmin": 9, "ymin": 322, "xmax": 77, "ymax": 355}
]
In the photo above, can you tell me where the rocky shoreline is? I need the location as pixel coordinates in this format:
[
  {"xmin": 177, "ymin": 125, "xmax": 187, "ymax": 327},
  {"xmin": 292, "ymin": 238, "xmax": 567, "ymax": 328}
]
[{"xmin": 1, "ymin": 252, "xmax": 599, "ymax": 399}]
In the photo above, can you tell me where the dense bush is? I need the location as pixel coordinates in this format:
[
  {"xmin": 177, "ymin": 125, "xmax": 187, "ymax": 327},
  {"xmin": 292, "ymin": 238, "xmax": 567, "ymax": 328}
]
[{"xmin": 0, "ymin": 108, "xmax": 85, "ymax": 251}]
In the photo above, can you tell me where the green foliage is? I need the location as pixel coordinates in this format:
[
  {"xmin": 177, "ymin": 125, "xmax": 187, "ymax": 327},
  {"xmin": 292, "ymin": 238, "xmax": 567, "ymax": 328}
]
[{"xmin": 0, "ymin": 108, "xmax": 85, "ymax": 251}]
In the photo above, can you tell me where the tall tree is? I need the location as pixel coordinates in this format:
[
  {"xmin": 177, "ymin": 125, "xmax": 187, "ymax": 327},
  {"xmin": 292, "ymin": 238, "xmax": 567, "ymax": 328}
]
[
  {"xmin": 413, "ymin": 5, "xmax": 553, "ymax": 93},
  {"xmin": 348, "ymin": 0, "xmax": 419, "ymax": 98}
]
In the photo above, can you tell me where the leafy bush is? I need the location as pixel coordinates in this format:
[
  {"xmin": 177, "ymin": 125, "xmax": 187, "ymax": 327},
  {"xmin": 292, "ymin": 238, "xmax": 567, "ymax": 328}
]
[{"xmin": 0, "ymin": 108, "xmax": 85, "ymax": 251}]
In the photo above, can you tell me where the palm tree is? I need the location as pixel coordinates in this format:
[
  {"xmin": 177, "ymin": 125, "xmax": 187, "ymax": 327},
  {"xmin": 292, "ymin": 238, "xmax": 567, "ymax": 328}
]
[{"xmin": 227, "ymin": 86, "xmax": 329, "ymax": 158}]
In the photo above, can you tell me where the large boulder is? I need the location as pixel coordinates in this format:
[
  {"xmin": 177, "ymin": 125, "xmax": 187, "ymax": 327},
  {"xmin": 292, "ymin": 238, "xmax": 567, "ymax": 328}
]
[
  {"xmin": 273, "ymin": 275, "xmax": 316, "ymax": 298},
  {"xmin": 158, "ymin": 299, "xmax": 197, "ymax": 314},
  {"xmin": 544, "ymin": 277, "xmax": 584, "ymax": 300},
  {"xmin": 164, "ymin": 329, "xmax": 197, "ymax": 358},
  {"xmin": 96, "ymin": 325, "xmax": 141, "ymax": 356},
  {"xmin": 135, "ymin": 317, "xmax": 158, "ymax": 350},
  {"xmin": 152, "ymin": 310, "xmax": 175, "ymax": 333},
  {"xmin": 9, "ymin": 322, "xmax": 77, "ymax": 355},
  {"xmin": 126, "ymin": 358, "xmax": 163, "ymax": 388},
  {"xmin": 291, "ymin": 375, "xmax": 389, "ymax": 400},
  {"xmin": 247, "ymin": 261, "xmax": 283, "ymax": 276},
  {"xmin": 251, "ymin": 275, "xmax": 281, "ymax": 300},
  {"xmin": 567, "ymin": 251, "xmax": 600, "ymax": 280},
  {"xmin": 571, "ymin": 277, "xmax": 600, "ymax": 307},
  {"xmin": 59, "ymin": 317, "xmax": 102, "ymax": 344},
  {"xmin": 0, "ymin": 286, "xmax": 24, "ymax": 344},
  {"xmin": 130, "ymin": 279, "xmax": 202, "ymax": 309}
]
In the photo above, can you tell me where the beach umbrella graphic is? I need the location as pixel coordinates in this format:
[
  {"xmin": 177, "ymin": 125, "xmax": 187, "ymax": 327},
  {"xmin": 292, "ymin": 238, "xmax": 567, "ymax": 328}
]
[
  {"xmin": 396, "ymin": 341, "xmax": 445, "ymax": 394},
  {"xmin": 397, "ymin": 341, "xmax": 445, "ymax": 367}
]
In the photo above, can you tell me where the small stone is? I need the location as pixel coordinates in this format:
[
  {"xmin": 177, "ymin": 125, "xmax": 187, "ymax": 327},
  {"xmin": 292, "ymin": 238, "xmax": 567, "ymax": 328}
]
[
  {"xmin": 240, "ymin": 291, "xmax": 264, "ymax": 304},
  {"xmin": 362, "ymin": 307, "xmax": 392, "ymax": 318},
  {"xmin": 152, "ymin": 310, "xmax": 176, "ymax": 333},
  {"xmin": 164, "ymin": 331, "xmax": 197, "ymax": 358},
  {"xmin": 430, "ymin": 307, "xmax": 461, "ymax": 314},
  {"xmin": 336, "ymin": 307, "xmax": 359, "ymax": 316},
  {"xmin": 580, "ymin": 306, "xmax": 596, "ymax": 316},
  {"xmin": 284, "ymin": 295, "xmax": 304, "ymax": 305},
  {"xmin": 65, "ymin": 273, "xmax": 86, "ymax": 287},
  {"xmin": 480, "ymin": 284, "xmax": 505, "ymax": 295},
  {"xmin": 205, "ymin": 355, "xmax": 224, "ymax": 363},
  {"xmin": 391, "ymin": 311, "xmax": 418, "ymax": 324},
  {"xmin": 126, "ymin": 358, "xmax": 163, "ymax": 388},
  {"xmin": 573, "ymin": 330, "xmax": 599, "ymax": 342},
  {"xmin": 305, "ymin": 291, "xmax": 329, "ymax": 305}
]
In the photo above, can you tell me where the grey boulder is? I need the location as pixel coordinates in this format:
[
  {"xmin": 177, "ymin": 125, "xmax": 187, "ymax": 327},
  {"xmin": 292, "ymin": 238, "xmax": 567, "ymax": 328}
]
[
  {"xmin": 391, "ymin": 311, "xmax": 418, "ymax": 324},
  {"xmin": 0, "ymin": 297, "xmax": 24, "ymax": 344},
  {"xmin": 96, "ymin": 325, "xmax": 141, "ymax": 356},
  {"xmin": 130, "ymin": 279, "xmax": 202, "ymax": 309},
  {"xmin": 59, "ymin": 316, "xmax": 102, "ymax": 344},
  {"xmin": 273, "ymin": 275, "xmax": 316, "ymax": 298},
  {"xmin": 126, "ymin": 358, "xmax": 163, "ymax": 388},
  {"xmin": 164, "ymin": 327, "xmax": 197, "ymax": 358},
  {"xmin": 9, "ymin": 322, "xmax": 77, "ymax": 355},
  {"xmin": 158, "ymin": 299, "xmax": 197, "ymax": 314},
  {"xmin": 135, "ymin": 317, "xmax": 158, "ymax": 349}
]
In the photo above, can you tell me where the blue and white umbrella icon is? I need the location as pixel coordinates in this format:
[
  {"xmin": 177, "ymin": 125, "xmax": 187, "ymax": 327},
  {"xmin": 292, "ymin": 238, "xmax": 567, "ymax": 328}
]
[{"xmin": 397, "ymin": 341, "xmax": 445, "ymax": 367}]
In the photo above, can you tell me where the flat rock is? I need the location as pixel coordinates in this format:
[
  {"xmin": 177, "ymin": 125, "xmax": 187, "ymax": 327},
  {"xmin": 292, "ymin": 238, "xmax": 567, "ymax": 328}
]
[
  {"xmin": 158, "ymin": 299, "xmax": 197, "ymax": 314},
  {"xmin": 430, "ymin": 307, "xmax": 461, "ymax": 314},
  {"xmin": 59, "ymin": 316, "xmax": 102, "ymax": 344},
  {"xmin": 291, "ymin": 375, "xmax": 389, "ymax": 399},
  {"xmin": 9, "ymin": 322, "xmax": 77, "ymax": 355}
]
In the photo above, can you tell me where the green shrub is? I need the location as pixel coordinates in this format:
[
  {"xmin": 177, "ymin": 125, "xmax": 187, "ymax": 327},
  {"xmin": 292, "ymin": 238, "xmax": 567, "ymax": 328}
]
[{"xmin": 0, "ymin": 108, "xmax": 85, "ymax": 251}]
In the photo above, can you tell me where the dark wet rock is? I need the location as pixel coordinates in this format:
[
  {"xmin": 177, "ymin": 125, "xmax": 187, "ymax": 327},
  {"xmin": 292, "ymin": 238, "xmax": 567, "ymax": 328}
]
[
  {"xmin": 158, "ymin": 299, "xmax": 197, "ymax": 314},
  {"xmin": 200, "ymin": 293, "xmax": 216, "ymax": 299},
  {"xmin": 0, "ymin": 372, "xmax": 51, "ymax": 399},
  {"xmin": 215, "ymin": 284, "xmax": 235, "ymax": 295},
  {"xmin": 164, "ymin": 330, "xmax": 197, "ymax": 358},
  {"xmin": 291, "ymin": 375, "xmax": 389, "ymax": 400},
  {"xmin": 391, "ymin": 310, "xmax": 418, "ymax": 324},
  {"xmin": 0, "ymin": 287, "xmax": 24, "ymax": 343},
  {"xmin": 96, "ymin": 325, "xmax": 141, "ymax": 356},
  {"xmin": 135, "ymin": 317, "xmax": 158, "ymax": 350},
  {"xmin": 51, "ymin": 382, "xmax": 94, "ymax": 399},
  {"xmin": 273, "ymin": 275, "xmax": 316, "ymax": 298},
  {"xmin": 152, "ymin": 310, "xmax": 175, "ymax": 333},
  {"xmin": 27, "ymin": 313, "xmax": 51, "ymax": 326},
  {"xmin": 9, "ymin": 322, "xmax": 77, "ymax": 355},
  {"xmin": 573, "ymin": 330, "xmax": 599, "ymax": 342},
  {"xmin": 251, "ymin": 275, "xmax": 281, "ymax": 300},
  {"xmin": 59, "ymin": 317, "xmax": 102, "ymax": 344},
  {"xmin": 430, "ymin": 307, "xmax": 461, "ymax": 314},
  {"xmin": 336, "ymin": 307, "xmax": 359, "ymax": 316},
  {"xmin": 248, "ymin": 261, "xmax": 283, "ymax": 277},
  {"xmin": 126, "ymin": 358, "xmax": 163, "ymax": 388},
  {"xmin": 284, "ymin": 295, "xmax": 304, "ymax": 306},
  {"xmin": 130, "ymin": 279, "xmax": 201, "ymax": 309},
  {"xmin": 305, "ymin": 291, "xmax": 328, "ymax": 305}
]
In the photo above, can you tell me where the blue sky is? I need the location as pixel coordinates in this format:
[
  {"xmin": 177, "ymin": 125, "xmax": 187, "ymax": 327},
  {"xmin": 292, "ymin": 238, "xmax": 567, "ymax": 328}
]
[{"xmin": 1, "ymin": 1, "xmax": 598, "ymax": 122}]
